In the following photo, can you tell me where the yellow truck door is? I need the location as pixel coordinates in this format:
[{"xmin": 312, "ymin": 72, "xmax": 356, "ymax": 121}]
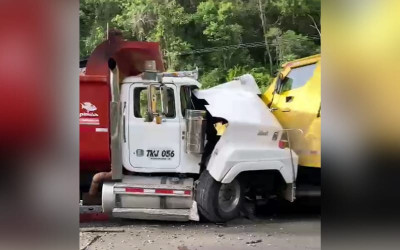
[{"xmin": 262, "ymin": 56, "xmax": 321, "ymax": 168}]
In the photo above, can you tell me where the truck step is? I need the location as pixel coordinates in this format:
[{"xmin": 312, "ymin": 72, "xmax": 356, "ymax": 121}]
[
  {"xmin": 112, "ymin": 208, "xmax": 191, "ymax": 221},
  {"xmin": 296, "ymin": 185, "xmax": 321, "ymax": 197}
]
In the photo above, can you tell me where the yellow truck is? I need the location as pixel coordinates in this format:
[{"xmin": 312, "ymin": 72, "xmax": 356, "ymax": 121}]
[{"xmin": 262, "ymin": 55, "xmax": 321, "ymax": 193}]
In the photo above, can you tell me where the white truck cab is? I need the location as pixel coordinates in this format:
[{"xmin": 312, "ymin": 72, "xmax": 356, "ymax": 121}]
[
  {"xmin": 121, "ymin": 76, "xmax": 202, "ymax": 174},
  {"xmin": 102, "ymin": 69, "xmax": 298, "ymax": 222}
]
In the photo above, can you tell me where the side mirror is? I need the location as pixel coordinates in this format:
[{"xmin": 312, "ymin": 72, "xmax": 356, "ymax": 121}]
[
  {"xmin": 274, "ymin": 73, "xmax": 284, "ymax": 94},
  {"xmin": 160, "ymin": 85, "xmax": 169, "ymax": 116},
  {"xmin": 144, "ymin": 85, "xmax": 157, "ymax": 122},
  {"xmin": 144, "ymin": 84, "xmax": 169, "ymax": 124},
  {"xmin": 268, "ymin": 72, "xmax": 283, "ymax": 109}
]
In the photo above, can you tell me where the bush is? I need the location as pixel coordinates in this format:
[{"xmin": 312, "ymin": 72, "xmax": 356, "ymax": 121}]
[
  {"xmin": 227, "ymin": 66, "xmax": 272, "ymax": 93},
  {"xmin": 199, "ymin": 68, "xmax": 225, "ymax": 89},
  {"xmin": 249, "ymin": 67, "xmax": 272, "ymax": 93},
  {"xmin": 200, "ymin": 66, "xmax": 273, "ymax": 93},
  {"xmin": 226, "ymin": 65, "xmax": 248, "ymax": 81}
]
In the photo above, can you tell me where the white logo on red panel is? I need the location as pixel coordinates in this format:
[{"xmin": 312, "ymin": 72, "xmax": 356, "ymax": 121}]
[
  {"xmin": 81, "ymin": 102, "xmax": 97, "ymax": 112},
  {"xmin": 79, "ymin": 102, "xmax": 100, "ymax": 125},
  {"xmin": 80, "ymin": 102, "xmax": 99, "ymax": 117}
]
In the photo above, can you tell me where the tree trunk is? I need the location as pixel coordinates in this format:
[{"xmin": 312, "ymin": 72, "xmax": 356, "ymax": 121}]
[
  {"xmin": 308, "ymin": 14, "xmax": 321, "ymax": 39},
  {"xmin": 258, "ymin": 0, "xmax": 273, "ymax": 75}
]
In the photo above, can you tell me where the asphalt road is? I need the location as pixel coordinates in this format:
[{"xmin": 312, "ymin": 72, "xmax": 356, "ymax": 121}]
[{"xmin": 80, "ymin": 198, "xmax": 320, "ymax": 250}]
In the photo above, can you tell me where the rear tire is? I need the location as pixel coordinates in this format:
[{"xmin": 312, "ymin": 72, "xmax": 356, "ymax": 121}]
[{"xmin": 196, "ymin": 170, "xmax": 242, "ymax": 222}]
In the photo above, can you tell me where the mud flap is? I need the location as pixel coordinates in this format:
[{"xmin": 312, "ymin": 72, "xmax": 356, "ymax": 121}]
[
  {"xmin": 283, "ymin": 183, "xmax": 296, "ymax": 202},
  {"xmin": 189, "ymin": 201, "xmax": 200, "ymax": 221}
]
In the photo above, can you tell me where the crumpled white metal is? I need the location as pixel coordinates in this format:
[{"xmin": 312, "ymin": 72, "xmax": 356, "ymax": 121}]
[
  {"xmin": 208, "ymin": 74, "xmax": 261, "ymax": 94},
  {"xmin": 193, "ymin": 74, "xmax": 279, "ymax": 127},
  {"xmin": 194, "ymin": 74, "xmax": 297, "ymax": 185}
]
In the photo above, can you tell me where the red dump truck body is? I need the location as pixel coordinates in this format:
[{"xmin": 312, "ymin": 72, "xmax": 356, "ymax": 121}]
[
  {"xmin": 80, "ymin": 75, "xmax": 111, "ymax": 172},
  {"xmin": 80, "ymin": 34, "xmax": 164, "ymax": 173}
]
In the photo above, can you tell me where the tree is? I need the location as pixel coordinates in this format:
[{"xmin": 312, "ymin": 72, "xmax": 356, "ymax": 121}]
[
  {"xmin": 80, "ymin": 0, "xmax": 125, "ymax": 58},
  {"xmin": 112, "ymin": 0, "xmax": 191, "ymax": 70},
  {"xmin": 80, "ymin": 0, "xmax": 321, "ymax": 88},
  {"xmin": 267, "ymin": 27, "xmax": 319, "ymax": 65},
  {"xmin": 195, "ymin": 0, "xmax": 250, "ymax": 70},
  {"xmin": 258, "ymin": 0, "xmax": 274, "ymax": 75}
]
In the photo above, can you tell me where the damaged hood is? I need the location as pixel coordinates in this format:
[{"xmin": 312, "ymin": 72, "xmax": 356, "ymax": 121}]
[
  {"xmin": 208, "ymin": 74, "xmax": 261, "ymax": 95},
  {"xmin": 194, "ymin": 74, "xmax": 281, "ymax": 127}
]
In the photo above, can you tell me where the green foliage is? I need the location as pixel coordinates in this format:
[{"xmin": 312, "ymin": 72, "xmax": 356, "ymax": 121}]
[
  {"xmin": 250, "ymin": 67, "xmax": 273, "ymax": 93},
  {"xmin": 194, "ymin": 0, "xmax": 249, "ymax": 70},
  {"xmin": 81, "ymin": 26, "xmax": 106, "ymax": 58},
  {"xmin": 80, "ymin": 0, "xmax": 125, "ymax": 58},
  {"xmin": 267, "ymin": 28, "xmax": 319, "ymax": 65},
  {"xmin": 196, "ymin": 1, "xmax": 242, "ymax": 43},
  {"xmin": 199, "ymin": 68, "xmax": 225, "ymax": 89},
  {"xmin": 226, "ymin": 66, "xmax": 272, "ymax": 92},
  {"xmin": 80, "ymin": 0, "xmax": 321, "ymax": 88},
  {"xmin": 226, "ymin": 65, "xmax": 248, "ymax": 81}
]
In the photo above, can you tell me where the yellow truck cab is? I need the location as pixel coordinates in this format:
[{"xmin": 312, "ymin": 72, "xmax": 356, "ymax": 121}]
[{"xmin": 262, "ymin": 54, "xmax": 321, "ymax": 169}]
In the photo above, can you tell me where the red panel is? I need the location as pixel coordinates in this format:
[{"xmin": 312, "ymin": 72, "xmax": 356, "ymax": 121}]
[
  {"xmin": 80, "ymin": 75, "xmax": 111, "ymax": 172},
  {"xmin": 79, "ymin": 33, "xmax": 164, "ymax": 174}
]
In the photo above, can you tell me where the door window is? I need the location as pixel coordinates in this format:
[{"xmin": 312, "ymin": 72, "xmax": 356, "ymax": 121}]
[
  {"xmin": 180, "ymin": 86, "xmax": 195, "ymax": 117},
  {"xmin": 279, "ymin": 63, "xmax": 316, "ymax": 93},
  {"xmin": 133, "ymin": 87, "xmax": 176, "ymax": 118}
]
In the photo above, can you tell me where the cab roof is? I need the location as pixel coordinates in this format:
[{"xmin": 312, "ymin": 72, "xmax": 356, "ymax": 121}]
[
  {"xmin": 122, "ymin": 75, "xmax": 201, "ymax": 88},
  {"xmin": 282, "ymin": 54, "xmax": 320, "ymax": 69}
]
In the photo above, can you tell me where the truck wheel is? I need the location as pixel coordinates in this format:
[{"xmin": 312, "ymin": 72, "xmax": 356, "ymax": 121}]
[{"xmin": 196, "ymin": 170, "xmax": 242, "ymax": 222}]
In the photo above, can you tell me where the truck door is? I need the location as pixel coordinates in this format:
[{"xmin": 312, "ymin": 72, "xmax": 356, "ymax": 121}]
[
  {"xmin": 128, "ymin": 84, "xmax": 181, "ymax": 170},
  {"xmin": 272, "ymin": 63, "xmax": 317, "ymax": 121},
  {"xmin": 274, "ymin": 62, "xmax": 321, "ymax": 167}
]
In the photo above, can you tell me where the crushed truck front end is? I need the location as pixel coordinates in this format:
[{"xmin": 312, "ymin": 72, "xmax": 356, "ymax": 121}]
[{"xmin": 80, "ymin": 34, "xmax": 301, "ymax": 223}]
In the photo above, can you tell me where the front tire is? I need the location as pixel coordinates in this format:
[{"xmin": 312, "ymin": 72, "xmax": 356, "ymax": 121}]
[{"xmin": 196, "ymin": 170, "xmax": 243, "ymax": 222}]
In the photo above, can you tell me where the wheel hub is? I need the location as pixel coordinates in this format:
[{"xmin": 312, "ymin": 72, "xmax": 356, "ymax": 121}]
[{"xmin": 218, "ymin": 180, "xmax": 240, "ymax": 213}]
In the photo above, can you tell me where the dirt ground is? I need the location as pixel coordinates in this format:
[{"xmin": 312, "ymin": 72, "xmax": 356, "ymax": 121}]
[{"xmin": 80, "ymin": 199, "xmax": 320, "ymax": 250}]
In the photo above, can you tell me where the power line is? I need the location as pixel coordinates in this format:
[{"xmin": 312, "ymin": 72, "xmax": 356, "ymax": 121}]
[
  {"xmin": 177, "ymin": 42, "xmax": 265, "ymax": 55},
  {"xmin": 177, "ymin": 38, "xmax": 320, "ymax": 56}
]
